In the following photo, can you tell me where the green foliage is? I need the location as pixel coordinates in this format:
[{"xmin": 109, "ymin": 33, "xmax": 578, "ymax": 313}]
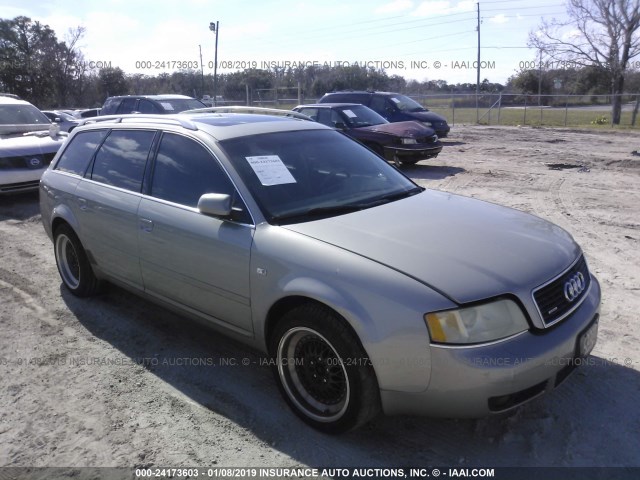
[{"xmin": 590, "ymin": 115, "xmax": 609, "ymax": 125}]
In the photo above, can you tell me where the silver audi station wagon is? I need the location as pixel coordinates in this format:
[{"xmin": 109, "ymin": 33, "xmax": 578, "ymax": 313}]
[{"xmin": 40, "ymin": 108, "xmax": 601, "ymax": 433}]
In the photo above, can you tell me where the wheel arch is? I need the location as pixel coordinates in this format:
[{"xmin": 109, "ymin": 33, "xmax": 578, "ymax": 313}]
[
  {"xmin": 51, "ymin": 204, "xmax": 81, "ymax": 237},
  {"xmin": 263, "ymin": 293, "xmax": 373, "ymax": 361}
]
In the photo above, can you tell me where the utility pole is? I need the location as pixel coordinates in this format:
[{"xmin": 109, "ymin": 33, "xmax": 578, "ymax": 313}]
[
  {"xmin": 198, "ymin": 44, "xmax": 204, "ymax": 99},
  {"xmin": 209, "ymin": 21, "xmax": 219, "ymax": 106},
  {"xmin": 476, "ymin": 2, "xmax": 480, "ymax": 123}
]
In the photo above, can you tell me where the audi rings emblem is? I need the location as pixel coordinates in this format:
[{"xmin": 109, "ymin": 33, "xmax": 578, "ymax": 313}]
[{"xmin": 564, "ymin": 272, "xmax": 586, "ymax": 302}]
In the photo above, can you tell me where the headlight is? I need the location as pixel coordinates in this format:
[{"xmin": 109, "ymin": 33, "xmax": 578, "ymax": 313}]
[
  {"xmin": 401, "ymin": 138, "xmax": 417, "ymax": 144},
  {"xmin": 424, "ymin": 299, "xmax": 529, "ymax": 345},
  {"xmin": 422, "ymin": 121, "xmax": 433, "ymax": 127}
]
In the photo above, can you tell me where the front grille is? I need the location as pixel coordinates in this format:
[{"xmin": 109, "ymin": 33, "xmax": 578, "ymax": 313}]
[
  {"xmin": 533, "ymin": 255, "xmax": 591, "ymax": 326},
  {"xmin": 0, "ymin": 180, "xmax": 40, "ymax": 193},
  {"xmin": 0, "ymin": 152, "xmax": 55, "ymax": 170}
]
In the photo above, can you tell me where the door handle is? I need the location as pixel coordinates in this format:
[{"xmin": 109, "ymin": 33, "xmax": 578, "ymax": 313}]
[{"xmin": 139, "ymin": 218, "xmax": 154, "ymax": 233}]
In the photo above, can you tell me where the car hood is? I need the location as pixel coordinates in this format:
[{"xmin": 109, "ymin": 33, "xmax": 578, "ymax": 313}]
[
  {"xmin": 282, "ymin": 190, "xmax": 580, "ymax": 304},
  {"xmin": 359, "ymin": 121, "xmax": 436, "ymax": 138},
  {"xmin": 0, "ymin": 130, "xmax": 67, "ymax": 156}
]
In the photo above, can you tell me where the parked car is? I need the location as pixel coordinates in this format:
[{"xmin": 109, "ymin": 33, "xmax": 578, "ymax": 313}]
[
  {"xmin": 40, "ymin": 108, "xmax": 600, "ymax": 433},
  {"xmin": 201, "ymin": 95, "xmax": 226, "ymax": 106},
  {"xmin": 100, "ymin": 94, "xmax": 206, "ymax": 115},
  {"xmin": 293, "ymin": 103, "xmax": 442, "ymax": 165},
  {"xmin": 42, "ymin": 110, "xmax": 80, "ymax": 132},
  {"xmin": 75, "ymin": 108, "xmax": 101, "ymax": 119},
  {"xmin": 0, "ymin": 96, "xmax": 67, "ymax": 194},
  {"xmin": 319, "ymin": 90, "xmax": 450, "ymax": 137}
]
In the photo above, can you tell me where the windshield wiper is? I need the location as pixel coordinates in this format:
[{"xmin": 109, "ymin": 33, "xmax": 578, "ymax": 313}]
[
  {"xmin": 271, "ymin": 204, "xmax": 369, "ymax": 224},
  {"xmin": 271, "ymin": 188, "xmax": 423, "ymax": 224},
  {"xmin": 363, "ymin": 187, "xmax": 424, "ymax": 207}
]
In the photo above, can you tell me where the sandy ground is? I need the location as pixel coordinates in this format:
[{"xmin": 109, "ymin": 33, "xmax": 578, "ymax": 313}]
[{"xmin": 1, "ymin": 125, "xmax": 639, "ymax": 470}]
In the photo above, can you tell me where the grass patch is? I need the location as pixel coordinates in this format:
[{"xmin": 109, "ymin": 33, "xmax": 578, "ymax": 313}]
[{"xmin": 429, "ymin": 106, "xmax": 640, "ymax": 129}]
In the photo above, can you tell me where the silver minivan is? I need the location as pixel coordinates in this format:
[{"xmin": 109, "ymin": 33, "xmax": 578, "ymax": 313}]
[{"xmin": 40, "ymin": 109, "xmax": 601, "ymax": 433}]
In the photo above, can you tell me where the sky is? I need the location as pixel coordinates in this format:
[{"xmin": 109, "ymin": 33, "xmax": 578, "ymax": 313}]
[{"xmin": 1, "ymin": 0, "xmax": 571, "ymax": 85}]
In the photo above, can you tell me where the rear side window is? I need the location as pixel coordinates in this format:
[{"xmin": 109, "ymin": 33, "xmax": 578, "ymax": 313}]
[
  {"xmin": 55, "ymin": 130, "xmax": 108, "ymax": 176},
  {"xmin": 91, "ymin": 130, "xmax": 155, "ymax": 192},
  {"xmin": 151, "ymin": 133, "xmax": 234, "ymax": 207}
]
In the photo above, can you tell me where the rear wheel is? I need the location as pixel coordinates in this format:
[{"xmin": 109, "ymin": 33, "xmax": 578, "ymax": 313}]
[
  {"xmin": 54, "ymin": 224, "xmax": 99, "ymax": 297},
  {"xmin": 270, "ymin": 303, "xmax": 380, "ymax": 433}
]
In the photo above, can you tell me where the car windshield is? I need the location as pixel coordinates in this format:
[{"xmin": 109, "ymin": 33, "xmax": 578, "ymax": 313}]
[
  {"xmin": 0, "ymin": 104, "xmax": 50, "ymax": 125},
  {"xmin": 0, "ymin": 103, "xmax": 51, "ymax": 134},
  {"xmin": 156, "ymin": 98, "xmax": 206, "ymax": 113},
  {"xmin": 219, "ymin": 129, "xmax": 422, "ymax": 225},
  {"xmin": 390, "ymin": 95, "xmax": 429, "ymax": 113},
  {"xmin": 338, "ymin": 105, "xmax": 387, "ymax": 128}
]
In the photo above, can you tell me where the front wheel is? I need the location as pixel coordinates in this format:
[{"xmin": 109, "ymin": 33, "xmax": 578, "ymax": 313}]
[
  {"xmin": 270, "ymin": 304, "xmax": 380, "ymax": 433},
  {"xmin": 54, "ymin": 224, "xmax": 99, "ymax": 297}
]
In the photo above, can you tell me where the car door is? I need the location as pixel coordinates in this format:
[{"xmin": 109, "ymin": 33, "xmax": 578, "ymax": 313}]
[
  {"xmin": 75, "ymin": 129, "xmax": 157, "ymax": 289},
  {"xmin": 137, "ymin": 132, "xmax": 254, "ymax": 334}
]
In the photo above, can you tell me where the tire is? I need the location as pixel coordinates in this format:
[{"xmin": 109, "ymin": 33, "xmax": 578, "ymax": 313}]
[
  {"xmin": 270, "ymin": 303, "xmax": 380, "ymax": 433},
  {"xmin": 400, "ymin": 158, "xmax": 421, "ymax": 165},
  {"xmin": 366, "ymin": 143, "xmax": 385, "ymax": 159},
  {"xmin": 54, "ymin": 224, "xmax": 99, "ymax": 297}
]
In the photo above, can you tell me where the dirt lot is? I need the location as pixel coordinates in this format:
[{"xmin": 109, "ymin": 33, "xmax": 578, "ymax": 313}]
[{"xmin": 1, "ymin": 125, "xmax": 639, "ymax": 470}]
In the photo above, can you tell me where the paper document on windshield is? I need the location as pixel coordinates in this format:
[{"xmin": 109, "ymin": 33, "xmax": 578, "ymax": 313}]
[{"xmin": 246, "ymin": 155, "xmax": 297, "ymax": 186}]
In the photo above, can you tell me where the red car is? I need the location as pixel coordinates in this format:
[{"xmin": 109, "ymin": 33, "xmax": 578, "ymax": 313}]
[{"xmin": 293, "ymin": 104, "xmax": 442, "ymax": 166}]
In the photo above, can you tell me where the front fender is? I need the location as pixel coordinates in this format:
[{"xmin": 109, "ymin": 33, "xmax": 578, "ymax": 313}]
[{"xmin": 250, "ymin": 224, "xmax": 456, "ymax": 392}]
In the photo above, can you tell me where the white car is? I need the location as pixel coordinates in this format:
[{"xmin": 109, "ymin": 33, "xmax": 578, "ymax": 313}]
[{"xmin": 0, "ymin": 96, "xmax": 67, "ymax": 194}]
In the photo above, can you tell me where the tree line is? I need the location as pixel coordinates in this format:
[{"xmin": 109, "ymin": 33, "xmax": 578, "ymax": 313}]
[{"xmin": 2, "ymin": 6, "xmax": 640, "ymax": 125}]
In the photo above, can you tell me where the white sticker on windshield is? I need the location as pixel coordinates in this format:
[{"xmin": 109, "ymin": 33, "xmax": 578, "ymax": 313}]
[
  {"xmin": 246, "ymin": 155, "xmax": 297, "ymax": 186},
  {"xmin": 390, "ymin": 97, "xmax": 400, "ymax": 104},
  {"xmin": 159, "ymin": 102, "xmax": 175, "ymax": 111},
  {"xmin": 343, "ymin": 109, "xmax": 357, "ymax": 118}
]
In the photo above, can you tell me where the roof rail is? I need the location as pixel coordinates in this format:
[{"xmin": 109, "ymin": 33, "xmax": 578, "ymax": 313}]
[
  {"xmin": 183, "ymin": 106, "xmax": 313, "ymax": 121},
  {"xmin": 78, "ymin": 114, "xmax": 198, "ymax": 130}
]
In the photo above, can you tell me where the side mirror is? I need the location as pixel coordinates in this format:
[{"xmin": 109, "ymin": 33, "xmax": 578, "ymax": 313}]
[
  {"xmin": 334, "ymin": 122, "xmax": 347, "ymax": 130},
  {"xmin": 54, "ymin": 117, "xmax": 62, "ymax": 123},
  {"xmin": 197, "ymin": 193, "xmax": 232, "ymax": 217}
]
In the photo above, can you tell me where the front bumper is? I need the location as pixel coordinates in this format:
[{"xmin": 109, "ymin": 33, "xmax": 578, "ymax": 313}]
[
  {"xmin": 384, "ymin": 144, "xmax": 443, "ymax": 161},
  {"xmin": 380, "ymin": 275, "xmax": 601, "ymax": 417},
  {"xmin": 0, "ymin": 168, "xmax": 47, "ymax": 194}
]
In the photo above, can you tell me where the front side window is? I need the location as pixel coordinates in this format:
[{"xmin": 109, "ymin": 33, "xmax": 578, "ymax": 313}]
[
  {"xmin": 55, "ymin": 130, "xmax": 108, "ymax": 176},
  {"xmin": 369, "ymin": 95, "xmax": 387, "ymax": 114},
  {"xmin": 91, "ymin": 130, "xmax": 155, "ymax": 191},
  {"xmin": 151, "ymin": 133, "xmax": 234, "ymax": 208},
  {"xmin": 296, "ymin": 108, "xmax": 319, "ymax": 121},
  {"xmin": 116, "ymin": 98, "xmax": 138, "ymax": 114},
  {"xmin": 138, "ymin": 100, "xmax": 162, "ymax": 114}
]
